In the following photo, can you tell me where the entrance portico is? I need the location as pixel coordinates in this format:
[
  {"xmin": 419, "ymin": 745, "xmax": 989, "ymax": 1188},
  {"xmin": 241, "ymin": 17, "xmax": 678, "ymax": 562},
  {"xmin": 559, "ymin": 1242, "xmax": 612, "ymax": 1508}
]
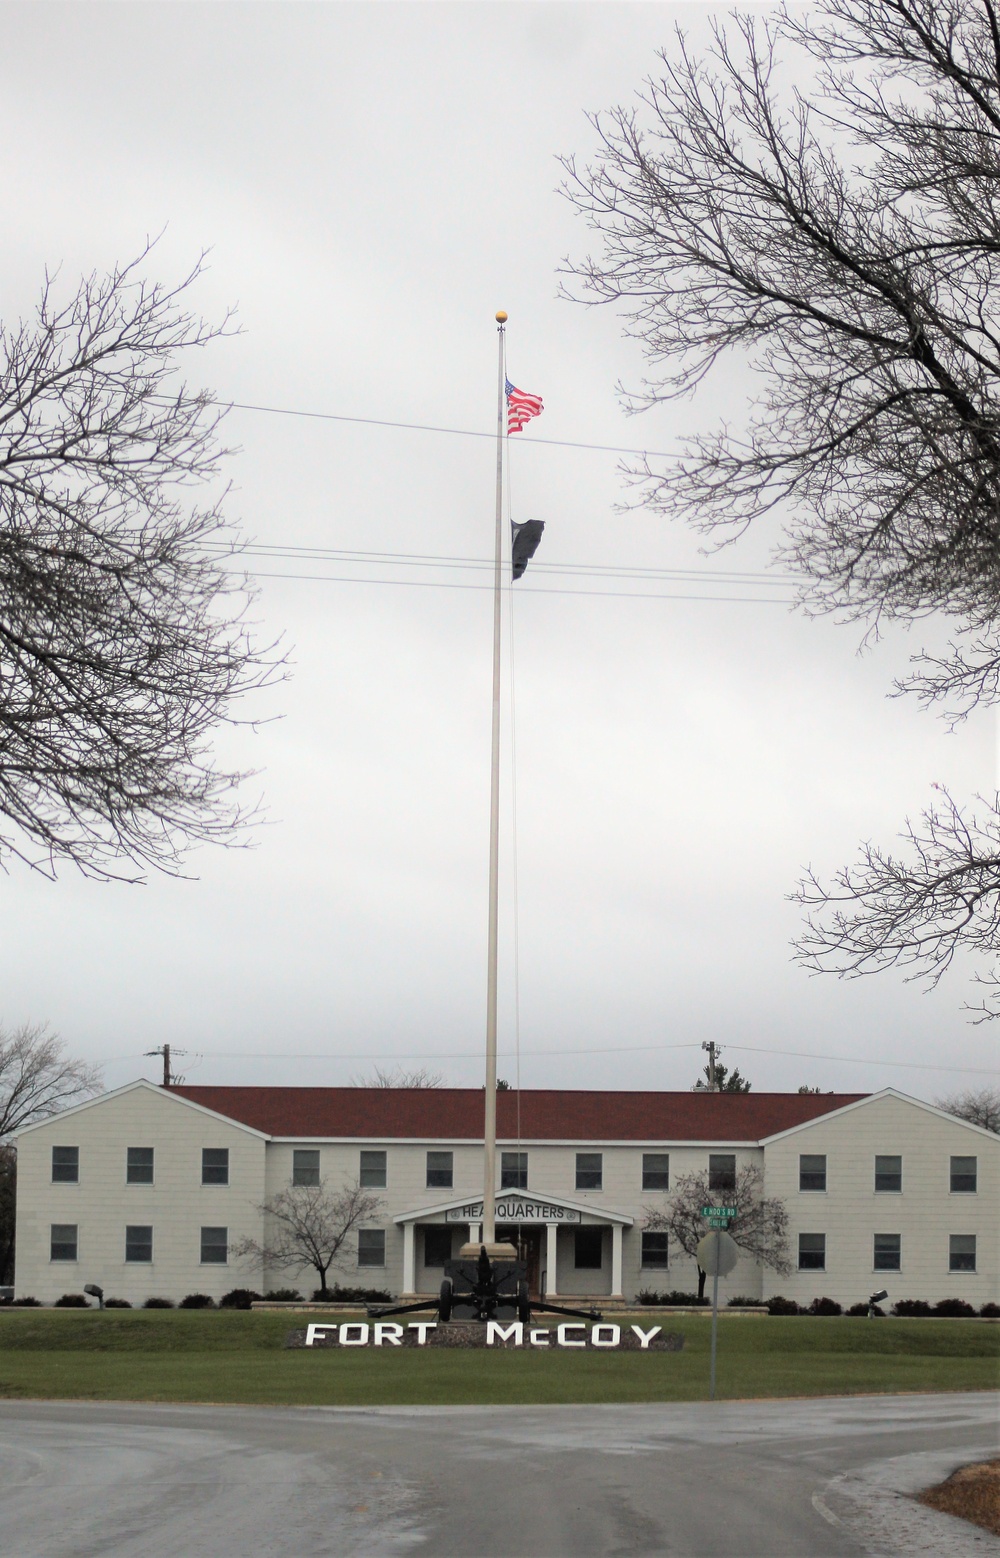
[{"xmin": 395, "ymin": 1192, "xmax": 632, "ymax": 1299}]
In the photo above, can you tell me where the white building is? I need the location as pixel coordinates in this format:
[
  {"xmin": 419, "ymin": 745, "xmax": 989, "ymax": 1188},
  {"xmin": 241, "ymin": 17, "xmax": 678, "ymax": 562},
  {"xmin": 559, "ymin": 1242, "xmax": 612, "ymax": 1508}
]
[{"xmin": 13, "ymin": 1081, "xmax": 998, "ymax": 1308}]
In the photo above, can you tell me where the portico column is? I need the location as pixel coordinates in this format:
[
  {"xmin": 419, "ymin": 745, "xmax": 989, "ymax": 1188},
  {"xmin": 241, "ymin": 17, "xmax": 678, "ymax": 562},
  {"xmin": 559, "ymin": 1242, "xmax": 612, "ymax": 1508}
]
[
  {"xmin": 545, "ymin": 1222, "xmax": 558, "ymax": 1298},
  {"xmin": 402, "ymin": 1221, "xmax": 416, "ymax": 1296},
  {"xmin": 611, "ymin": 1223, "xmax": 623, "ymax": 1298},
  {"xmin": 468, "ymin": 1223, "xmax": 481, "ymax": 1247}
]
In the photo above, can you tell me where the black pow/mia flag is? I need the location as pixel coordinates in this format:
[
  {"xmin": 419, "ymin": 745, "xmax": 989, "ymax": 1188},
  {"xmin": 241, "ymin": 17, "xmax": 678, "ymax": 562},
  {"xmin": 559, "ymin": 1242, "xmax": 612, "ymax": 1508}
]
[{"xmin": 511, "ymin": 519, "xmax": 545, "ymax": 580}]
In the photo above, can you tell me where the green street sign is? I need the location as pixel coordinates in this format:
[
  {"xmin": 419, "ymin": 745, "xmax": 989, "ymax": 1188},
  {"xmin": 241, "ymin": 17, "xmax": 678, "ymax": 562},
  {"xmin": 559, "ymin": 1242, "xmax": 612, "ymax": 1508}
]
[
  {"xmin": 701, "ymin": 1205, "xmax": 737, "ymax": 1219},
  {"xmin": 703, "ymin": 1217, "xmax": 730, "ymax": 1229}
]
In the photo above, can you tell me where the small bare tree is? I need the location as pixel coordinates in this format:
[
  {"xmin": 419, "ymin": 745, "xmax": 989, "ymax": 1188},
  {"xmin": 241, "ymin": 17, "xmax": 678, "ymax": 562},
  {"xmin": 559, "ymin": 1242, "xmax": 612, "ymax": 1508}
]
[
  {"xmin": 645, "ymin": 1164, "xmax": 791, "ymax": 1301},
  {"xmin": 561, "ymin": 0, "xmax": 1000, "ymax": 1013},
  {"xmin": 351, "ymin": 1065, "xmax": 444, "ymax": 1088},
  {"xmin": 935, "ymin": 1086, "xmax": 1000, "ymax": 1133},
  {"xmin": 231, "ymin": 1181, "xmax": 384, "ymax": 1297},
  {"xmin": 0, "ymin": 242, "xmax": 284, "ymax": 881},
  {"xmin": 0, "ymin": 1021, "xmax": 101, "ymax": 1140}
]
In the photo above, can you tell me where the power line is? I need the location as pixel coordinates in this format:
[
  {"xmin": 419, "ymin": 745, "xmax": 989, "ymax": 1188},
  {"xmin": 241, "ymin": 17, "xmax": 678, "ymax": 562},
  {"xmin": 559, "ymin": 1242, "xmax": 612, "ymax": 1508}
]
[
  {"xmin": 242, "ymin": 568, "xmax": 796, "ymax": 605},
  {"xmin": 220, "ymin": 397, "xmax": 687, "ymax": 462},
  {"xmin": 97, "ymin": 1041, "xmax": 996, "ymax": 1075},
  {"xmin": 210, "ymin": 540, "xmax": 802, "ymax": 587}
]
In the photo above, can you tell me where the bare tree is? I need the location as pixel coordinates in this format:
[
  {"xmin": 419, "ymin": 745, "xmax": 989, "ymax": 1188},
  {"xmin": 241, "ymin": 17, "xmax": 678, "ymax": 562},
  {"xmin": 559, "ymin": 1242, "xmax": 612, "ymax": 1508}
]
[
  {"xmin": 230, "ymin": 1181, "xmax": 384, "ymax": 1297},
  {"xmin": 561, "ymin": 0, "xmax": 1000, "ymax": 1011},
  {"xmin": 0, "ymin": 242, "xmax": 284, "ymax": 882},
  {"xmin": 935, "ymin": 1085, "xmax": 1000, "ymax": 1132},
  {"xmin": 351, "ymin": 1065, "xmax": 444, "ymax": 1088},
  {"xmin": 645, "ymin": 1164, "xmax": 791, "ymax": 1300},
  {"xmin": 0, "ymin": 1021, "xmax": 101, "ymax": 1141}
]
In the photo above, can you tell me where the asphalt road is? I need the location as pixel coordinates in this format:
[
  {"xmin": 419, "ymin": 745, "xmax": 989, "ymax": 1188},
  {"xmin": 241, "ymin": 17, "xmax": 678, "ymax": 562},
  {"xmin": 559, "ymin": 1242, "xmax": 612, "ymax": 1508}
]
[{"xmin": 0, "ymin": 1392, "xmax": 997, "ymax": 1558}]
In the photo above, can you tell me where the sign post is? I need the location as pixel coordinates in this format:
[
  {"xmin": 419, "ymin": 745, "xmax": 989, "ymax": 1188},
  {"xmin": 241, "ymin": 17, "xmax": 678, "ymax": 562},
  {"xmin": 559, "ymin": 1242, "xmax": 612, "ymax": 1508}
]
[{"xmin": 697, "ymin": 1211, "xmax": 739, "ymax": 1401}]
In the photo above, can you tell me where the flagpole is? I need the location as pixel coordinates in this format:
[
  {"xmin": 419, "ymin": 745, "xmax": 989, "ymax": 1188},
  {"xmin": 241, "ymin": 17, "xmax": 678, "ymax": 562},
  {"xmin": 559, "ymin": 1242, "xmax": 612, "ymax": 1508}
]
[{"xmin": 483, "ymin": 310, "xmax": 507, "ymax": 1247}]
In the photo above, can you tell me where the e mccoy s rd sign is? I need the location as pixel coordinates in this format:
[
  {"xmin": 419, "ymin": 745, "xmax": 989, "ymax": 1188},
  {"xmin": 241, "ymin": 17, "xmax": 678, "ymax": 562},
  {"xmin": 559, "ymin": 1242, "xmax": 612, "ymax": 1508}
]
[{"xmin": 700, "ymin": 1204, "xmax": 737, "ymax": 1229}]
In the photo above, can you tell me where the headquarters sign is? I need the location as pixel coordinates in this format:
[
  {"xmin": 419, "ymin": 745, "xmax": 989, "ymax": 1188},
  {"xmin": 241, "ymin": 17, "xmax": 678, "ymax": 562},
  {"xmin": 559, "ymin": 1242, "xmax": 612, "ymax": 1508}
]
[{"xmin": 444, "ymin": 1199, "xmax": 581, "ymax": 1224}]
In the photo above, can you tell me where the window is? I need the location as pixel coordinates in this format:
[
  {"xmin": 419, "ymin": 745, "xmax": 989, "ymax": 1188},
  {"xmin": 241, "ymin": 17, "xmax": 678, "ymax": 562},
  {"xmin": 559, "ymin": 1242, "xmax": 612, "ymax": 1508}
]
[
  {"xmin": 873, "ymin": 1233, "xmax": 901, "ymax": 1272},
  {"xmin": 642, "ymin": 1153, "xmax": 670, "ymax": 1191},
  {"xmin": 292, "ymin": 1149, "xmax": 320, "ymax": 1187},
  {"xmin": 200, "ymin": 1226, "xmax": 228, "ymax": 1264},
  {"xmin": 874, "ymin": 1155, "xmax": 902, "ymax": 1192},
  {"xmin": 423, "ymin": 1227, "xmax": 452, "ymax": 1267},
  {"xmin": 125, "ymin": 1225, "xmax": 153, "ymax": 1263},
  {"xmin": 501, "ymin": 1152, "xmax": 528, "ymax": 1190},
  {"xmin": 950, "ymin": 1156, "xmax": 977, "ymax": 1194},
  {"xmin": 641, "ymin": 1231, "xmax": 669, "ymax": 1269},
  {"xmin": 126, "ymin": 1147, "xmax": 154, "ymax": 1185},
  {"xmin": 426, "ymin": 1151, "xmax": 453, "ymax": 1189},
  {"xmin": 358, "ymin": 1228, "xmax": 386, "ymax": 1267},
  {"xmin": 709, "ymin": 1154, "xmax": 736, "ymax": 1192},
  {"xmin": 574, "ymin": 1228, "xmax": 604, "ymax": 1269},
  {"xmin": 50, "ymin": 1223, "xmax": 78, "ymax": 1261},
  {"xmin": 575, "ymin": 1153, "xmax": 603, "ymax": 1191},
  {"xmin": 799, "ymin": 1154, "xmax": 827, "ymax": 1192},
  {"xmin": 51, "ymin": 1146, "xmax": 79, "ymax": 1184},
  {"xmin": 949, "ymin": 1234, "xmax": 977, "ymax": 1273},
  {"xmin": 360, "ymin": 1150, "xmax": 387, "ymax": 1188},
  {"xmin": 202, "ymin": 1148, "xmax": 229, "ymax": 1186},
  {"xmin": 798, "ymin": 1232, "xmax": 826, "ymax": 1271}
]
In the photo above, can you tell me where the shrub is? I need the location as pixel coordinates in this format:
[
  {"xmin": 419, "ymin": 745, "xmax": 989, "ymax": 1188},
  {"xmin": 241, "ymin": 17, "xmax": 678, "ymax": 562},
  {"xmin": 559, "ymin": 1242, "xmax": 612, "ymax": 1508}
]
[
  {"xmin": 54, "ymin": 1293, "xmax": 89, "ymax": 1307},
  {"xmin": 808, "ymin": 1296, "xmax": 843, "ymax": 1316},
  {"xmin": 219, "ymin": 1289, "xmax": 262, "ymax": 1310},
  {"xmin": 636, "ymin": 1289, "xmax": 708, "ymax": 1307},
  {"xmin": 845, "ymin": 1302, "xmax": 870, "ymax": 1316},
  {"xmin": 980, "ymin": 1302, "xmax": 1000, "ymax": 1319},
  {"xmin": 933, "ymin": 1297, "xmax": 977, "ymax": 1318},
  {"xmin": 179, "ymin": 1293, "xmax": 215, "ymax": 1309},
  {"xmin": 263, "ymin": 1288, "xmax": 302, "ymax": 1302},
  {"xmin": 104, "ymin": 1298, "xmax": 132, "ymax": 1309},
  {"xmin": 726, "ymin": 1295, "xmax": 762, "ymax": 1307},
  {"xmin": 892, "ymin": 1299, "xmax": 932, "ymax": 1317},
  {"xmin": 311, "ymin": 1284, "xmax": 392, "ymax": 1303},
  {"xmin": 766, "ymin": 1296, "xmax": 802, "ymax": 1316},
  {"xmin": 142, "ymin": 1296, "xmax": 175, "ymax": 1309},
  {"xmin": 15, "ymin": 1296, "xmax": 41, "ymax": 1307}
]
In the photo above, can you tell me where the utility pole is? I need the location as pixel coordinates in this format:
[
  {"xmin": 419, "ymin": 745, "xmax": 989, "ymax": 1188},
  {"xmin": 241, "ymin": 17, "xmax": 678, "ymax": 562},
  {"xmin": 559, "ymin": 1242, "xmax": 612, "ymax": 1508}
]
[
  {"xmin": 145, "ymin": 1043, "xmax": 182, "ymax": 1087},
  {"xmin": 702, "ymin": 1039, "xmax": 721, "ymax": 1092}
]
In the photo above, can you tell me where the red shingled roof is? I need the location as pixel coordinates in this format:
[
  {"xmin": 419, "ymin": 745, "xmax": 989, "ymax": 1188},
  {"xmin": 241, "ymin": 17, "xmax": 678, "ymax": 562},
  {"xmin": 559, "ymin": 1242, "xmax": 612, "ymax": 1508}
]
[{"xmin": 167, "ymin": 1086, "xmax": 866, "ymax": 1141}]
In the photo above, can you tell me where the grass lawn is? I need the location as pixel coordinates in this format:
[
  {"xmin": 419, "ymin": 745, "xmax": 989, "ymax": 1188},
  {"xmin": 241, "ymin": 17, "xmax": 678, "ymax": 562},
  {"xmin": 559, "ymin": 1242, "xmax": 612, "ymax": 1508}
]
[{"xmin": 0, "ymin": 1309, "xmax": 996, "ymax": 1407}]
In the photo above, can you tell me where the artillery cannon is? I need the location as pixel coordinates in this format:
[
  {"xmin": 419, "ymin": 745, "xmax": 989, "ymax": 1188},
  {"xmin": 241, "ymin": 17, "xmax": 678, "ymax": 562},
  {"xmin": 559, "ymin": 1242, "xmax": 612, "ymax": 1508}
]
[{"xmin": 368, "ymin": 1243, "xmax": 602, "ymax": 1325}]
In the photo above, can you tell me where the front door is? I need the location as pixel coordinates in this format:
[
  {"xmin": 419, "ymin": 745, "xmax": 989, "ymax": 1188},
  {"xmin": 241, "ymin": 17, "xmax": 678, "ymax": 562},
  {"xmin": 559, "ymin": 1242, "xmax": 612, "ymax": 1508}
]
[{"xmin": 497, "ymin": 1225, "xmax": 542, "ymax": 1296}]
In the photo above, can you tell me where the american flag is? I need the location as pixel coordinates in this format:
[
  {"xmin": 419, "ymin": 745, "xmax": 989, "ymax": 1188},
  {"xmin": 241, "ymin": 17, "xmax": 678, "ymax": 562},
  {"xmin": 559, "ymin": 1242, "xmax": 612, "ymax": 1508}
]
[{"xmin": 506, "ymin": 378, "xmax": 543, "ymax": 434}]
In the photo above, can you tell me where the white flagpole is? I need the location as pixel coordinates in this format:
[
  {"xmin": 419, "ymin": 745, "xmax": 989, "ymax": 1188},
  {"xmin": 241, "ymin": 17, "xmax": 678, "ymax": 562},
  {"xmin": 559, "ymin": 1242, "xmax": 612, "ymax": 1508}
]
[{"xmin": 483, "ymin": 310, "xmax": 507, "ymax": 1246}]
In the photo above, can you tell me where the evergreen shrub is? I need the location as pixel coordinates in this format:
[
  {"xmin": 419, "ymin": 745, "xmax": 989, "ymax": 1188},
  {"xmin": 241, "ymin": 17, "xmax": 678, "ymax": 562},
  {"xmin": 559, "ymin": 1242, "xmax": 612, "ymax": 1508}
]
[
  {"xmin": 219, "ymin": 1289, "xmax": 262, "ymax": 1309},
  {"xmin": 808, "ymin": 1296, "xmax": 843, "ymax": 1316},
  {"xmin": 933, "ymin": 1298, "xmax": 977, "ymax": 1318}
]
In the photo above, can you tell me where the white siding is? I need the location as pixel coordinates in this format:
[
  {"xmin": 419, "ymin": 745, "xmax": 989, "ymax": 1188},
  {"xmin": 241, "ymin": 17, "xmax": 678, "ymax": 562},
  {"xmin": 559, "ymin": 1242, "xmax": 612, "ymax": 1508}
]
[
  {"xmin": 762, "ymin": 1095, "xmax": 1000, "ymax": 1307},
  {"xmin": 15, "ymin": 1084, "xmax": 266, "ymax": 1305}
]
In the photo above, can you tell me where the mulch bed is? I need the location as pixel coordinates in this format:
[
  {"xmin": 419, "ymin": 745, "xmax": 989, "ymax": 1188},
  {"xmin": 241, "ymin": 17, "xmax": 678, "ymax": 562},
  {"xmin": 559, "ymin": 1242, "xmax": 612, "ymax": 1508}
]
[
  {"xmin": 286, "ymin": 1322, "xmax": 685, "ymax": 1351},
  {"xmin": 917, "ymin": 1458, "xmax": 1000, "ymax": 1537}
]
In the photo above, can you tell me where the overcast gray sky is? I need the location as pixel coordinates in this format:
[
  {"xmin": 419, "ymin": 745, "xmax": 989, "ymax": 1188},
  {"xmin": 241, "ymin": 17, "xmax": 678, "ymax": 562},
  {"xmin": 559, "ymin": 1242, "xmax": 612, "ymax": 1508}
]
[{"xmin": 2, "ymin": 2, "xmax": 996, "ymax": 1101}]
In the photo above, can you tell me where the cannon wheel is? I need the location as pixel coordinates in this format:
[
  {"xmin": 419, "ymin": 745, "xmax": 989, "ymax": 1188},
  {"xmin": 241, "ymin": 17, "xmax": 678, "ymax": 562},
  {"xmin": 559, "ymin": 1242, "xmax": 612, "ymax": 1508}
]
[
  {"xmin": 438, "ymin": 1278, "xmax": 453, "ymax": 1323},
  {"xmin": 516, "ymin": 1279, "xmax": 531, "ymax": 1326}
]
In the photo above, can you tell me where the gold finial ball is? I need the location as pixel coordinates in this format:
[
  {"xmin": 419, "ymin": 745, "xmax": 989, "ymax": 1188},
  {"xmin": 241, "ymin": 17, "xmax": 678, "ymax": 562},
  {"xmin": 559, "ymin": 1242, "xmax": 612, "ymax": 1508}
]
[{"xmin": 495, "ymin": 310, "xmax": 508, "ymax": 323}]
